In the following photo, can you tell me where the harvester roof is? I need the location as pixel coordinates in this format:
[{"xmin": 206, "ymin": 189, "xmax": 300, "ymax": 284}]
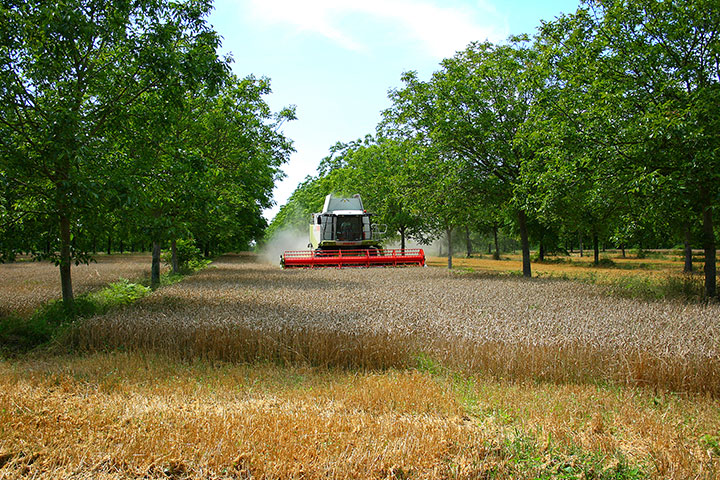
[{"xmin": 323, "ymin": 194, "xmax": 364, "ymax": 214}]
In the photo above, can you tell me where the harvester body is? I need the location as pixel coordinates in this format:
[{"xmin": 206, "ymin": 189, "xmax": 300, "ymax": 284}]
[{"xmin": 281, "ymin": 194, "xmax": 425, "ymax": 268}]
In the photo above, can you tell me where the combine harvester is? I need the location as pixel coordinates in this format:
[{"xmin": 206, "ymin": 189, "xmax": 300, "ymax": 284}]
[{"xmin": 281, "ymin": 194, "xmax": 425, "ymax": 268}]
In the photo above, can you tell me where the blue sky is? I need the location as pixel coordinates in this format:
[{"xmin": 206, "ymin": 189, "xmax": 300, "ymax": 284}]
[{"xmin": 208, "ymin": 0, "xmax": 580, "ymax": 220}]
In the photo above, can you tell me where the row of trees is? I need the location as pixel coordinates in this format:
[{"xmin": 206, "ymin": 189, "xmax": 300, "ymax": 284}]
[
  {"xmin": 268, "ymin": 0, "xmax": 719, "ymax": 299},
  {"xmin": 0, "ymin": 0, "xmax": 295, "ymax": 306}
]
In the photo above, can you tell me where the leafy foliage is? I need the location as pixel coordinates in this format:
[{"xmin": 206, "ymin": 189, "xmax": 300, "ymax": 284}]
[{"xmin": 162, "ymin": 238, "xmax": 202, "ymax": 273}]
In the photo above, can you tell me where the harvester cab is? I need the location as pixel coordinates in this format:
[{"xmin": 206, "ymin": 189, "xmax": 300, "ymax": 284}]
[
  {"xmin": 309, "ymin": 194, "xmax": 380, "ymax": 251},
  {"xmin": 281, "ymin": 194, "xmax": 425, "ymax": 268}
]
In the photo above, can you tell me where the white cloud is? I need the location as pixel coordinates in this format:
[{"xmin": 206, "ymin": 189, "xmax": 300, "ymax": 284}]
[
  {"xmin": 248, "ymin": 0, "xmax": 508, "ymax": 58},
  {"xmin": 247, "ymin": 0, "xmax": 367, "ymax": 52}
]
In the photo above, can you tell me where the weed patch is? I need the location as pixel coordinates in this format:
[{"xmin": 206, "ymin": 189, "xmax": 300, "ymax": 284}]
[
  {"xmin": 701, "ymin": 434, "xmax": 720, "ymax": 457},
  {"xmin": 88, "ymin": 278, "xmax": 151, "ymax": 307},
  {"xmin": 605, "ymin": 273, "xmax": 705, "ymax": 302},
  {"xmin": 415, "ymin": 352, "xmax": 445, "ymax": 376},
  {"xmin": 594, "ymin": 257, "xmax": 617, "ymax": 268}
]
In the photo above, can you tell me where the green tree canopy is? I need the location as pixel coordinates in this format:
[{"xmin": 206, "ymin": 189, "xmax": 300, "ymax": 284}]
[{"xmin": 0, "ymin": 0, "xmax": 294, "ymax": 303}]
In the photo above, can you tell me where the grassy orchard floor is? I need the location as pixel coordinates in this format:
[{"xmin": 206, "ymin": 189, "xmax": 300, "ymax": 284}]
[
  {"xmin": 427, "ymin": 250, "xmax": 714, "ymax": 301},
  {"xmin": 1, "ymin": 253, "xmax": 719, "ymax": 478},
  {"xmin": 426, "ymin": 250, "xmax": 701, "ymax": 277}
]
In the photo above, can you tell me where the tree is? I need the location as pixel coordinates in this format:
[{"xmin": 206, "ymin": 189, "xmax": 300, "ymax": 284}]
[
  {"xmin": 384, "ymin": 38, "xmax": 543, "ymax": 276},
  {"xmin": 116, "ymin": 72, "xmax": 293, "ymax": 285},
  {"xmin": 409, "ymin": 147, "xmax": 469, "ymax": 269},
  {"xmin": 265, "ymin": 174, "xmax": 333, "ymax": 240},
  {"xmin": 535, "ymin": 0, "xmax": 720, "ymax": 297},
  {"xmin": 0, "ymin": 0, "xmax": 226, "ymax": 305},
  {"xmin": 189, "ymin": 76, "xmax": 295, "ymax": 256},
  {"xmin": 267, "ymin": 135, "xmax": 429, "ymax": 252}
]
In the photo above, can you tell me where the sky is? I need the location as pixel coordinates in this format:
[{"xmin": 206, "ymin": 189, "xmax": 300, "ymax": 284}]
[{"xmin": 207, "ymin": 0, "xmax": 581, "ymax": 221}]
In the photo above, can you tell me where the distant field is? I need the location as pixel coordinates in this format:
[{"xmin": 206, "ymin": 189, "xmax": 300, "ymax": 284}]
[
  {"xmin": 1, "ymin": 250, "xmax": 704, "ymax": 319},
  {"xmin": 0, "ymin": 254, "xmax": 159, "ymax": 318}
]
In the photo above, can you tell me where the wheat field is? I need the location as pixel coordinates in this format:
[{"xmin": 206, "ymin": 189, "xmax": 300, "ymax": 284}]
[
  {"xmin": 70, "ymin": 254, "xmax": 720, "ymax": 394},
  {"xmin": 3, "ymin": 253, "xmax": 720, "ymax": 478},
  {"xmin": 1, "ymin": 352, "xmax": 719, "ymax": 478}
]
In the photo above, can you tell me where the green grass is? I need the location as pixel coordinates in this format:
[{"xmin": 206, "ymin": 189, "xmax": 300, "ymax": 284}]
[
  {"xmin": 604, "ymin": 273, "xmax": 705, "ymax": 302},
  {"xmin": 496, "ymin": 434, "xmax": 646, "ymax": 479},
  {"xmin": 420, "ymin": 354, "xmax": 649, "ymax": 479}
]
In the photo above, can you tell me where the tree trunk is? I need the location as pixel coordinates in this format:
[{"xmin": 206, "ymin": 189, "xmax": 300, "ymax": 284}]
[
  {"xmin": 151, "ymin": 241, "xmax": 161, "ymax": 288},
  {"xmin": 119, "ymin": 240, "xmax": 124, "ymax": 254},
  {"xmin": 203, "ymin": 242, "xmax": 210, "ymax": 257},
  {"xmin": 399, "ymin": 225, "xmax": 406, "ymax": 251},
  {"xmin": 493, "ymin": 224, "xmax": 500, "ymax": 260},
  {"xmin": 683, "ymin": 221, "xmax": 693, "ymax": 273},
  {"xmin": 701, "ymin": 198, "xmax": 716, "ymax": 298},
  {"xmin": 446, "ymin": 228, "xmax": 453, "ymax": 270},
  {"xmin": 171, "ymin": 238, "xmax": 179, "ymax": 274},
  {"xmin": 621, "ymin": 244, "xmax": 626, "ymax": 258},
  {"xmin": 579, "ymin": 233, "xmax": 584, "ymax": 257},
  {"xmin": 518, "ymin": 210, "xmax": 531, "ymax": 277},
  {"xmin": 59, "ymin": 213, "xmax": 74, "ymax": 308},
  {"xmin": 593, "ymin": 232, "xmax": 600, "ymax": 265},
  {"xmin": 465, "ymin": 226, "xmax": 472, "ymax": 258},
  {"xmin": 539, "ymin": 241, "xmax": 545, "ymax": 262},
  {"xmin": 107, "ymin": 235, "xmax": 112, "ymax": 255}
]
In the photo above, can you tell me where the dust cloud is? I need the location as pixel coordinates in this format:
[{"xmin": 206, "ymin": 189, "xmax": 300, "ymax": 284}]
[{"xmin": 259, "ymin": 228, "xmax": 310, "ymax": 266}]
